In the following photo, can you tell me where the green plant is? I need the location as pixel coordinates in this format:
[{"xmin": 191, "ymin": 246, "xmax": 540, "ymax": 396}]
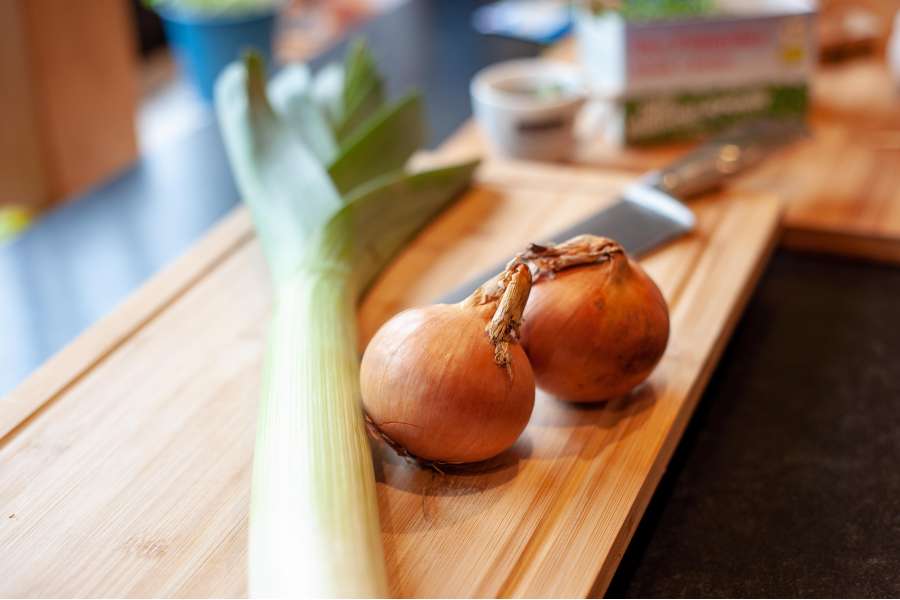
[
  {"xmin": 143, "ymin": 0, "xmax": 280, "ymax": 15},
  {"xmin": 585, "ymin": 0, "xmax": 713, "ymax": 21}
]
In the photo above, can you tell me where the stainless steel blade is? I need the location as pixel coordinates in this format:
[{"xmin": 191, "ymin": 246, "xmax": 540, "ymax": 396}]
[
  {"xmin": 437, "ymin": 183, "xmax": 694, "ymax": 303},
  {"xmin": 436, "ymin": 119, "xmax": 805, "ymax": 304}
]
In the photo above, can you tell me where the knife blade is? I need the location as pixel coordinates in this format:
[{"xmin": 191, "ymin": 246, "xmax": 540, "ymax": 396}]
[{"xmin": 438, "ymin": 119, "xmax": 804, "ymax": 303}]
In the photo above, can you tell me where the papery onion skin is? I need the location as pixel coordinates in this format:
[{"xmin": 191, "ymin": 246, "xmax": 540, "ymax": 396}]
[
  {"xmin": 361, "ymin": 266, "xmax": 535, "ymax": 464},
  {"xmin": 521, "ymin": 252, "xmax": 669, "ymax": 403},
  {"xmin": 361, "ymin": 304, "xmax": 534, "ymax": 463}
]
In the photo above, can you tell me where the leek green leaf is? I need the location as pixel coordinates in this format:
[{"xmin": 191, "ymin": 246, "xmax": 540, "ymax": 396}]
[
  {"xmin": 319, "ymin": 159, "xmax": 480, "ymax": 298},
  {"xmin": 335, "ymin": 39, "xmax": 385, "ymax": 142},
  {"xmin": 268, "ymin": 64, "xmax": 338, "ymax": 164},
  {"xmin": 327, "ymin": 92, "xmax": 425, "ymax": 197},
  {"xmin": 215, "ymin": 53, "xmax": 343, "ymax": 283},
  {"xmin": 312, "ymin": 62, "xmax": 345, "ymax": 128}
]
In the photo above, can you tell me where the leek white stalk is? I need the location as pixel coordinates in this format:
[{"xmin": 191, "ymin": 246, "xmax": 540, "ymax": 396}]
[
  {"xmin": 252, "ymin": 271, "xmax": 382, "ymax": 597},
  {"xmin": 216, "ymin": 51, "xmax": 477, "ymax": 597}
]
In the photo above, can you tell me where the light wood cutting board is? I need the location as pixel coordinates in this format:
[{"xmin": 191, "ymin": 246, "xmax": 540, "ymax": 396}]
[{"xmin": 0, "ymin": 142, "xmax": 780, "ymax": 596}]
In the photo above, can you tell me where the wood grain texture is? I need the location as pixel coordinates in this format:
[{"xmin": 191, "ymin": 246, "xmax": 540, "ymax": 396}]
[
  {"xmin": 0, "ymin": 144, "xmax": 780, "ymax": 596},
  {"xmin": 549, "ymin": 38, "xmax": 900, "ymax": 264},
  {"xmin": 0, "ymin": 208, "xmax": 253, "ymax": 443}
]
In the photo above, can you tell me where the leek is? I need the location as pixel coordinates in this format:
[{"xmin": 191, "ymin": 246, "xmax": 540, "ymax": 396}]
[
  {"xmin": 311, "ymin": 61, "xmax": 345, "ymax": 128},
  {"xmin": 216, "ymin": 49, "xmax": 477, "ymax": 597},
  {"xmin": 328, "ymin": 92, "xmax": 425, "ymax": 196},
  {"xmin": 268, "ymin": 64, "xmax": 338, "ymax": 164},
  {"xmin": 335, "ymin": 39, "xmax": 385, "ymax": 141}
]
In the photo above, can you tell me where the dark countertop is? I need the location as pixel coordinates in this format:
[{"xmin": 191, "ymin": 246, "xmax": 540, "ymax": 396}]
[
  {"xmin": 607, "ymin": 250, "xmax": 900, "ymax": 597},
  {"xmin": 2, "ymin": 1, "xmax": 898, "ymax": 596}
]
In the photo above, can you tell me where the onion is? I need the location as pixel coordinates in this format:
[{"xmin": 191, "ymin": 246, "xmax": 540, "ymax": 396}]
[
  {"xmin": 518, "ymin": 235, "xmax": 669, "ymax": 403},
  {"xmin": 361, "ymin": 265, "xmax": 535, "ymax": 463}
]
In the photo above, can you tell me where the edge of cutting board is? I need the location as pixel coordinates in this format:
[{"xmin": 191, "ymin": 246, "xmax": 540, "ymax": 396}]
[
  {"xmin": 590, "ymin": 203, "xmax": 779, "ymax": 595},
  {"xmin": 781, "ymin": 225, "xmax": 900, "ymax": 265},
  {"xmin": 0, "ymin": 208, "xmax": 254, "ymax": 444}
]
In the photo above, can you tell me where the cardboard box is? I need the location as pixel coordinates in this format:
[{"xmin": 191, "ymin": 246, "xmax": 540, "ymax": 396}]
[{"xmin": 576, "ymin": 1, "xmax": 816, "ymax": 144}]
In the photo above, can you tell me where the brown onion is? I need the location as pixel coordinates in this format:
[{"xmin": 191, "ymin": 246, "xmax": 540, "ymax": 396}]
[
  {"xmin": 360, "ymin": 265, "xmax": 535, "ymax": 463},
  {"xmin": 518, "ymin": 235, "xmax": 669, "ymax": 403}
]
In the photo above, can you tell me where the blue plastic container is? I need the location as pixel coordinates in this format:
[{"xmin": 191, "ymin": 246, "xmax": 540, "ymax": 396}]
[{"xmin": 159, "ymin": 7, "xmax": 276, "ymax": 102}]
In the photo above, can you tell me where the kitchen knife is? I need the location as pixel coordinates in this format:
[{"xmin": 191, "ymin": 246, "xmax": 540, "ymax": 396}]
[{"xmin": 439, "ymin": 119, "xmax": 803, "ymax": 303}]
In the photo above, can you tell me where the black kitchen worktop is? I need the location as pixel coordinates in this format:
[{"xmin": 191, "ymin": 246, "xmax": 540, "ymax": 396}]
[
  {"xmin": 2, "ymin": 1, "xmax": 898, "ymax": 596},
  {"xmin": 607, "ymin": 250, "xmax": 900, "ymax": 597}
]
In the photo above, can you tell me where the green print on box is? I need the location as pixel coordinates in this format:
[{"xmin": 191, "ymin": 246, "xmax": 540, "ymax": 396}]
[{"xmin": 624, "ymin": 84, "xmax": 808, "ymax": 145}]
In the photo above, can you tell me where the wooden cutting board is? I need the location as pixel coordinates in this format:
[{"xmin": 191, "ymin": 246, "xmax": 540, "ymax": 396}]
[
  {"xmin": 543, "ymin": 40, "xmax": 900, "ymax": 264},
  {"xmin": 0, "ymin": 139, "xmax": 780, "ymax": 596}
]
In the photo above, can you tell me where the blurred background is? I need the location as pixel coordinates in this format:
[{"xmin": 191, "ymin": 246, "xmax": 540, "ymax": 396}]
[
  {"xmin": 3, "ymin": 0, "xmax": 900, "ymax": 396},
  {"xmin": 3, "ymin": 0, "xmax": 899, "ymax": 233},
  {"xmin": 0, "ymin": 0, "xmax": 403, "ymax": 236}
]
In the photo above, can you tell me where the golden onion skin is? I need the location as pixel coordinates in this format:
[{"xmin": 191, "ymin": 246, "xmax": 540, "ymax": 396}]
[
  {"xmin": 360, "ymin": 303, "xmax": 535, "ymax": 463},
  {"xmin": 521, "ymin": 255, "xmax": 669, "ymax": 402}
]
